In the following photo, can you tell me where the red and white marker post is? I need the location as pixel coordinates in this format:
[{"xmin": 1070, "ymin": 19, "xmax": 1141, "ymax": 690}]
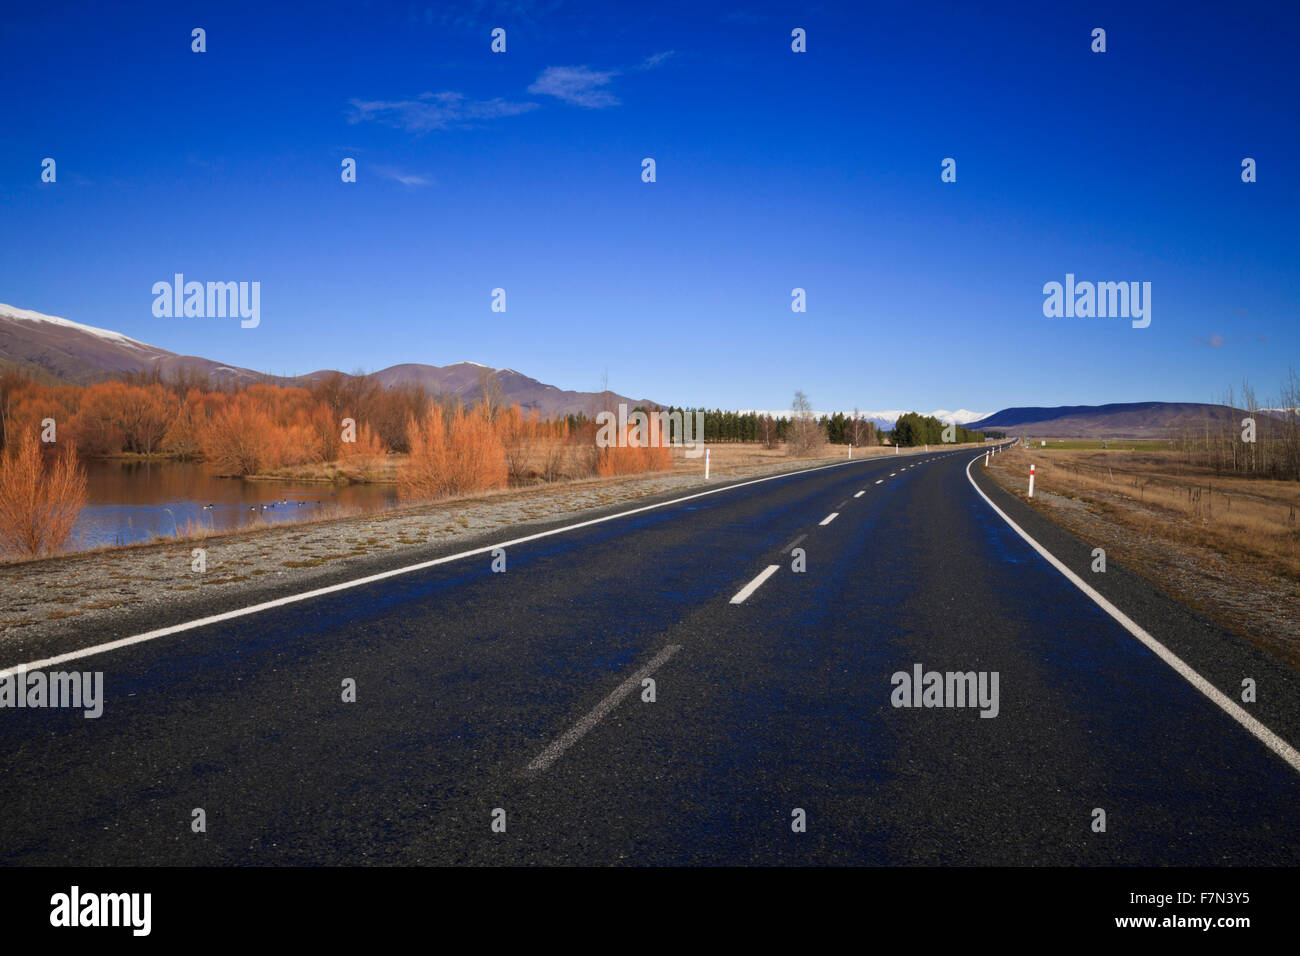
[
  {"xmin": 984, "ymin": 450, "xmax": 990, "ymax": 467},
  {"xmin": 1028, "ymin": 463, "xmax": 1036, "ymax": 498}
]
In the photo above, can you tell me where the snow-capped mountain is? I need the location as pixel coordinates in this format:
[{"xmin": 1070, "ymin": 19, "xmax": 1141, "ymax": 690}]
[
  {"xmin": 0, "ymin": 302, "xmax": 266, "ymax": 385},
  {"xmin": 0, "ymin": 302, "xmax": 654, "ymax": 414}
]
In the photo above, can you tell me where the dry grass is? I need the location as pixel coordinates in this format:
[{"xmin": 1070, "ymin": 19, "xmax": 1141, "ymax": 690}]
[
  {"xmin": 992, "ymin": 446, "xmax": 1300, "ymax": 578},
  {"xmin": 986, "ymin": 444, "xmax": 1300, "ymax": 663}
]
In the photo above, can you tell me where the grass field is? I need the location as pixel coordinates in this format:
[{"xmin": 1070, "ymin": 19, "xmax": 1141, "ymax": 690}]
[
  {"xmin": 1010, "ymin": 438, "xmax": 1177, "ymax": 451},
  {"xmin": 986, "ymin": 444, "xmax": 1300, "ymax": 667}
]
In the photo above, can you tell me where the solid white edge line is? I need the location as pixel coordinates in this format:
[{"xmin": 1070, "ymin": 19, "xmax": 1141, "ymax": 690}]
[
  {"xmin": 964, "ymin": 452, "xmax": 1300, "ymax": 775},
  {"xmin": 729, "ymin": 565, "xmax": 781, "ymax": 605},
  {"xmin": 819, "ymin": 512, "xmax": 838, "ymax": 526},
  {"xmin": 526, "ymin": 643, "xmax": 682, "ymax": 772},
  {"xmin": 1, "ymin": 456, "xmax": 875, "ymax": 678}
]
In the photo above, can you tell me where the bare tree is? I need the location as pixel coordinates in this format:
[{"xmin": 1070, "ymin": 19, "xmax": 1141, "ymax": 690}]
[
  {"xmin": 849, "ymin": 407, "xmax": 875, "ymax": 447},
  {"xmin": 789, "ymin": 390, "xmax": 822, "ymax": 457},
  {"xmin": 476, "ymin": 368, "xmax": 506, "ymax": 418}
]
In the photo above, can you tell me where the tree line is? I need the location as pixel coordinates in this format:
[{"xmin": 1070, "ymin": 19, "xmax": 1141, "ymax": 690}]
[
  {"xmin": 650, "ymin": 406, "xmax": 881, "ymax": 447},
  {"xmin": 889, "ymin": 412, "xmax": 987, "ymax": 447}
]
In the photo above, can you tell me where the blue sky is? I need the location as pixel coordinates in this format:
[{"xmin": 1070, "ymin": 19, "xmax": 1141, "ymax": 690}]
[{"xmin": 2, "ymin": 0, "xmax": 1296, "ymax": 412}]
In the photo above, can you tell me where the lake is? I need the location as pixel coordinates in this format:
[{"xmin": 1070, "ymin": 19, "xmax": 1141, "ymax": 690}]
[{"xmin": 72, "ymin": 460, "xmax": 398, "ymax": 551}]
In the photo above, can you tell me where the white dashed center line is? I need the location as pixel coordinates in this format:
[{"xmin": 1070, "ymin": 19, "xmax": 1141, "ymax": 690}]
[
  {"xmin": 781, "ymin": 533, "xmax": 807, "ymax": 554},
  {"xmin": 526, "ymin": 644, "xmax": 682, "ymax": 772},
  {"xmin": 730, "ymin": 565, "xmax": 781, "ymax": 604}
]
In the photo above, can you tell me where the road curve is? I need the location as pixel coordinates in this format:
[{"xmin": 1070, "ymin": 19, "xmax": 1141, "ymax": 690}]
[{"xmin": 1, "ymin": 445, "xmax": 1297, "ymax": 865}]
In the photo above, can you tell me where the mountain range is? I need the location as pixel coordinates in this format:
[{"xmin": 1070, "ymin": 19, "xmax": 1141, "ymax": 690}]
[
  {"xmin": 0, "ymin": 303, "xmax": 653, "ymax": 416},
  {"xmin": 1, "ymin": 303, "xmax": 1271, "ymax": 436},
  {"xmin": 966, "ymin": 402, "xmax": 1254, "ymax": 438}
]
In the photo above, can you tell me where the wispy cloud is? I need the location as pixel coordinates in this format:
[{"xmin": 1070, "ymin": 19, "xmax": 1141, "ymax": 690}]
[
  {"xmin": 407, "ymin": 0, "xmax": 564, "ymax": 31},
  {"xmin": 1195, "ymin": 333, "xmax": 1229, "ymax": 348},
  {"xmin": 374, "ymin": 166, "xmax": 434, "ymax": 187},
  {"xmin": 637, "ymin": 50, "xmax": 676, "ymax": 70},
  {"xmin": 348, "ymin": 91, "xmax": 537, "ymax": 133},
  {"xmin": 527, "ymin": 66, "xmax": 620, "ymax": 108},
  {"xmin": 527, "ymin": 52, "xmax": 672, "ymax": 109},
  {"xmin": 353, "ymin": 50, "xmax": 674, "ymax": 133}
]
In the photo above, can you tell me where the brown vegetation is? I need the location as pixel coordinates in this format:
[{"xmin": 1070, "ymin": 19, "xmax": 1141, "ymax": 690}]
[
  {"xmin": 0, "ymin": 433, "xmax": 87, "ymax": 558},
  {"xmin": 788, "ymin": 390, "xmax": 824, "ymax": 457},
  {"xmin": 1167, "ymin": 373, "xmax": 1300, "ymax": 481},
  {"xmin": 399, "ymin": 402, "xmax": 508, "ymax": 501},
  {"xmin": 595, "ymin": 423, "xmax": 673, "ymax": 477},
  {"xmin": 992, "ymin": 445, "xmax": 1300, "ymax": 580},
  {"xmin": 987, "ymin": 444, "xmax": 1300, "ymax": 663}
]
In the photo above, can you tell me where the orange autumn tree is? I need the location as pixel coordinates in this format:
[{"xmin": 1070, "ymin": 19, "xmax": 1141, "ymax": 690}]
[
  {"xmin": 595, "ymin": 419, "xmax": 673, "ymax": 477},
  {"xmin": 338, "ymin": 419, "xmax": 386, "ymax": 477},
  {"xmin": 398, "ymin": 401, "xmax": 449, "ymax": 501},
  {"xmin": 399, "ymin": 401, "xmax": 507, "ymax": 502},
  {"xmin": 0, "ymin": 433, "xmax": 87, "ymax": 558},
  {"xmin": 445, "ymin": 403, "xmax": 507, "ymax": 494}
]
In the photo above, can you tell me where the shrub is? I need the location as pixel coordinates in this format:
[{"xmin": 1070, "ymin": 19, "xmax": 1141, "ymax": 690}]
[{"xmin": 0, "ymin": 433, "xmax": 87, "ymax": 558}]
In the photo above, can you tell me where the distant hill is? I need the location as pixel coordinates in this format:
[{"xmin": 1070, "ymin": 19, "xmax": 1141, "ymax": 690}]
[
  {"xmin": 0, "ymin": 303, "xmax": 271, "ymax": 387},
  {"xmin": 967, "ymin": 402, "xmax": 1245, "ymax": 438},
  {"xmin": 0, "ymin": 303, "xmax": 654, "ymax": 415},
  {"xmin": 311, "ymin": 363, "xmax": 655, "ymax": 417}
]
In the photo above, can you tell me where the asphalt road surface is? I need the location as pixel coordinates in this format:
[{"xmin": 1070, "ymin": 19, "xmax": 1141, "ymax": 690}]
[{"xmin": 2, "ymin": 445, "xmax": 1298, "ymax": 865}]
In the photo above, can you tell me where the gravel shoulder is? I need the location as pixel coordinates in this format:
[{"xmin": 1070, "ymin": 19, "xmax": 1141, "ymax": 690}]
[{"xmin": 0, "ymin": 453, "xmax": 854, "ymax": 657}]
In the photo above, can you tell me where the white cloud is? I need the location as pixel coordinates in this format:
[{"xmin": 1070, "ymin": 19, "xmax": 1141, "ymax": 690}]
[
  {"xmin": 527, "ymin": 66, "xmax": 620, "ymax": 108},
  {"xmin": 638, "ymin": 50, "xmax": 676, "ymax": 70},
  {"xmin": 374, "ymin": 166, "xmax": 434, "ymax": 187},
  {"xmin": 348, "ymin": 91, "xmax": 538, "ymax": 133}
]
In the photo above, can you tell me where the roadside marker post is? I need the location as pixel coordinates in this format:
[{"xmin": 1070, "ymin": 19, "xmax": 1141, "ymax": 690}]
[
  {"xmin": 1028, "ymin": 463, "xmax": 1036, "ymax": 498},
  {"xmin": 984, "ymin": 451, "xmax": 989, "ymax": 467},
  {"xmin": 704, "ymin": 448, "xmax": 710, "ymax": 480}
]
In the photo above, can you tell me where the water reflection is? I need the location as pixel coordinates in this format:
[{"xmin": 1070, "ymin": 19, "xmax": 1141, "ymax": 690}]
[{"xmin": 74, "ymin": 460, "xmax": 397, "ymax": 550}]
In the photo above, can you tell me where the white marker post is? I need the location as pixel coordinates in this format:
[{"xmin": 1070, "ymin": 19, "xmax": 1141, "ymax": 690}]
[
  {"xmin": 848, "ymin": 443, "xmax": 852, "ymax": 459},
  {"xmin": 704, "ymin": 448, "xmax": 710, "ymax": 480},
  {"xmin": 1028, "ymin": 463, "xmax": 1036, "ymax": 498},
  {"xmin": 984, "ymin": 450, "xmax": 990, "ymax": 467}
]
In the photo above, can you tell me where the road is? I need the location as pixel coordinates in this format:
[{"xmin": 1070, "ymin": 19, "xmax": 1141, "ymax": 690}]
[{"xmin": 2, "ymin": 445, "xmax": 1298, "ymax": 865}]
